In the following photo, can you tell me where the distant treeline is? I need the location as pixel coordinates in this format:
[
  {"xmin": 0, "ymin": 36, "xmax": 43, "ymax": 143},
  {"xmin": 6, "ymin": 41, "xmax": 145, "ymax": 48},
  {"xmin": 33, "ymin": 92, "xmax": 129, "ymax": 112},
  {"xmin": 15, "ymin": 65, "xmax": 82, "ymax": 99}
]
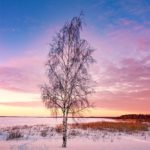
[{"xmin": 117, "ymin": 114, "xmax": 150, "ymax": 121}]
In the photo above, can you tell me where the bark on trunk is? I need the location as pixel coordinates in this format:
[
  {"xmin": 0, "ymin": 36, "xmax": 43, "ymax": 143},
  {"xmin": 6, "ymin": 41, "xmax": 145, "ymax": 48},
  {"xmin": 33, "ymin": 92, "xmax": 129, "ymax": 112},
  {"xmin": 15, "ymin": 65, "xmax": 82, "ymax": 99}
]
[{"xmin": 62, "ymin": 115, "xmax": 68, "ymax": 148}]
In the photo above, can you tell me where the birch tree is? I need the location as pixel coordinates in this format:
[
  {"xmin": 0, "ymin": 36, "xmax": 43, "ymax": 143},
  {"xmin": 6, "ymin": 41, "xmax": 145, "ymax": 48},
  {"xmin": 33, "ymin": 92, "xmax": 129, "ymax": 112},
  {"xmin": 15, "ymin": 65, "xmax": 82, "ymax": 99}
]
[{"xmin": 41, "ymin": 15, "xmax": 95, "ymax": 148}]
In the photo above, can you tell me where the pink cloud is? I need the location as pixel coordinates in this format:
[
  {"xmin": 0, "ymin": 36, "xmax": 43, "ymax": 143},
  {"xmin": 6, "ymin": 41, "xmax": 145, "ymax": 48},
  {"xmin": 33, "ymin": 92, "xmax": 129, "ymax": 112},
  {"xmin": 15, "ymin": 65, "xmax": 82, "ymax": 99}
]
[
  {"xmin": 106, "ymin": 28, "xmax": 150, "ymax": 52},
  {"xmin": 97, "ymin": 56, "xmax": 150, "ymax": 90},
  {"xmin": 0, "ymin": 24, "xmax": 58, "ymax": 93},
  {"xmin": 79, "ymin": 25, "xmax": 150, "ymax": 113},
  {"xmin": 91, "ymin": 55, "xmax": 150, "ymax": 113},
  {"xmin": 93, "ymin": 89, "xmax": 150, "ymax": 113},
  {"xmin": 0, "ymin": 65, "xmax": 44, "ymax": 93},
  {"xmin": 119, "ymin": 19, "xmax": 134, "ymax": 26}
]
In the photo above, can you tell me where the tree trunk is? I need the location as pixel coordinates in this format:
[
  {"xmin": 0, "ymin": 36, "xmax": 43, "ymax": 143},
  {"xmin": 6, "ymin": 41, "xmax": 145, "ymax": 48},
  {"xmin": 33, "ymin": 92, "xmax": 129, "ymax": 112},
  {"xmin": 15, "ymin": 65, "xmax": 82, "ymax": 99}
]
[{"xmin": 62, "ymin": 115, "xmax": 68, "ymax": 148}]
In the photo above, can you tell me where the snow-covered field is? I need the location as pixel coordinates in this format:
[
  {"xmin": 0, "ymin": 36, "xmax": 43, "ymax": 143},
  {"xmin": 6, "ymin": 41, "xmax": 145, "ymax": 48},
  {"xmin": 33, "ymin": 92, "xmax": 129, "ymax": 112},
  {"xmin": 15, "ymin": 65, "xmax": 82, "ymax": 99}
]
[
  {"xmin": 0, "ymin": 117, "xmax": 115, "ymax": 127},
  {"xmin": 0, "ymin": 117, "xmax": 150, "ymax": 150},
  {"xmin": 0, "ymin": 135, "xmax": 150, "ymax": 150}
]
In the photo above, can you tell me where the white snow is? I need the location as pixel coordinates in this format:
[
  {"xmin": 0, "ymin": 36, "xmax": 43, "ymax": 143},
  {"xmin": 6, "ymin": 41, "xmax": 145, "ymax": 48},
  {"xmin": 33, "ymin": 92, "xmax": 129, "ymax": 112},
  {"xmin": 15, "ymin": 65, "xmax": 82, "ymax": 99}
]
[
  {"xmin": 0, "ymin": 135, "xmax": 150, "ymax": 150},
  {"xmin": 0, "ymin": 117, "xmax": 116, "ymax": 127},
  {"xmin": 0, "ymin": 117, "xmax": 150, "ymax": 150}
]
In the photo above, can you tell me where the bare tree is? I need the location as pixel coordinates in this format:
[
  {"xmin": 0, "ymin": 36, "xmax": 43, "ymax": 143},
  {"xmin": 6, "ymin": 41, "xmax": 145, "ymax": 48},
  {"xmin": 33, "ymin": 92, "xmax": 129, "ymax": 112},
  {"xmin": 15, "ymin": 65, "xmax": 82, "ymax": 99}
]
[{"xmin": 41, "ymin": 14, "xmax": 95, "ymax": 148}]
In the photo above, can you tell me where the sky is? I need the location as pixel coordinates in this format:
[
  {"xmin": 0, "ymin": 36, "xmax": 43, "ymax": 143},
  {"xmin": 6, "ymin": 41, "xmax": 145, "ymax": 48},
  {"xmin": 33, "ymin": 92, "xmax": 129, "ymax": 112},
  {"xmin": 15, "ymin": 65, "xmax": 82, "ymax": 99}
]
[{"xmin": 0, "ymin": 0, "xmax": 150, "ymax": 116}]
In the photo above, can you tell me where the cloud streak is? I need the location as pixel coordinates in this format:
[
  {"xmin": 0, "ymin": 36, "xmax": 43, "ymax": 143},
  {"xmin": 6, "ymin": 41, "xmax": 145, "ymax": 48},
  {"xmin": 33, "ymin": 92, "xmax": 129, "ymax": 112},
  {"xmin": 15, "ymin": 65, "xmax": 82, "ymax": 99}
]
[{"xmin": 0, "ymin": 101, "xmax": 42, "ymax": 107}]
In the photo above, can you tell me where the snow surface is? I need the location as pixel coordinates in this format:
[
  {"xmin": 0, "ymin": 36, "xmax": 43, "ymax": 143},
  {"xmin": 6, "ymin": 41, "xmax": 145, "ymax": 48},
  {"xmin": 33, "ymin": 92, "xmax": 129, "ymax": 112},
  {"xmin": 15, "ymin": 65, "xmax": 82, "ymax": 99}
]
[
  {"xmin": 0, "ymin": 117, "xmax": 150, "ymax": 150},
  {"xmin": 0, "ymin": 124, "xmax": 150, "ymax": 150},
  {"xmin": 0, "ymin": 117, "xmax": 116, "ymax": 127},
  {"xmin": 0, "ymin": 135, "xmax": 150, "ymax": 150}
]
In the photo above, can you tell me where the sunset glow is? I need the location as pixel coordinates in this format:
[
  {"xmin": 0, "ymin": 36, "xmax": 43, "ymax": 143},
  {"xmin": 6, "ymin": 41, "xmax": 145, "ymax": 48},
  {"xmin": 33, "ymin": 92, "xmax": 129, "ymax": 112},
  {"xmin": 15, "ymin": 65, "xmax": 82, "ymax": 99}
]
[{"xmin": 0, "ymin": 0, "xmax": 150, "ymax": 116}]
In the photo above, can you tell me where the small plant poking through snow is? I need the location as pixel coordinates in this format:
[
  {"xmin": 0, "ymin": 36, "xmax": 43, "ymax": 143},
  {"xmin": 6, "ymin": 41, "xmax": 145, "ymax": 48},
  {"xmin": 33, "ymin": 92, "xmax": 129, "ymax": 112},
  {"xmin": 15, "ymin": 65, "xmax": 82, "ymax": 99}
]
[
  {"xmin": 40, "ymin": 129, "xmax": 48, "ymax": 137},
  {"xmin": 55, "ymin": 125, "xmax": 63, "ymax": 134},
  {"xmin": 6, "ymin": 130, "xmax": 23, "ymax": 140},
  {"xmin": 69, "ymin": 129, "xmax": 80, "ymax": 136}
]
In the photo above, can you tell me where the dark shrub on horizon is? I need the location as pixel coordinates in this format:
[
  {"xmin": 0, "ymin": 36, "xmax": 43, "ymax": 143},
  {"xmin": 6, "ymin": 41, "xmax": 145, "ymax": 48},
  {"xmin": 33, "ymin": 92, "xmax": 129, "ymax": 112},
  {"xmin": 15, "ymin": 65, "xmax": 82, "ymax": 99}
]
[{"xmin": 118, "ymin": 114, "xmax": 150, "ymax": 122}]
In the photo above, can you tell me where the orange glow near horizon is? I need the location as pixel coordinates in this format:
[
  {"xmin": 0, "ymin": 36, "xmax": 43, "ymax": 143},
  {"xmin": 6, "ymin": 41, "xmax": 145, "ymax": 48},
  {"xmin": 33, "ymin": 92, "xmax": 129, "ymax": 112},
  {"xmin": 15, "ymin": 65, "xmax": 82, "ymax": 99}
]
[
  {"xmin": 0, "ymin": 103, "xmax": 142, "ymax": 117},
  {"xmin": 0, "ymin": 89, "xmax": 40, "ymax": 103},
  {"xmin": 0, "ymin": 89, "xmax": 149, "ymax": 117}
]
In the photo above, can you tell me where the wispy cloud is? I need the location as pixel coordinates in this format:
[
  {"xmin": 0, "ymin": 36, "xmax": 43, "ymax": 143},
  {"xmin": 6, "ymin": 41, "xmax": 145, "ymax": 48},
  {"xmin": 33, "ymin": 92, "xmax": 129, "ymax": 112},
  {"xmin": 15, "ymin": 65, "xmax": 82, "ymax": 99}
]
[
  {"xmin": 0, "ymin": 55, "xmax": 45, "ymax": 95},
  {"xmin": 0, "ymin": 101, "xmax": 42, "ymax": 107},
  {"xmin": 84, "ymin": 21, "xmax": 150, "ymax": 113}
]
